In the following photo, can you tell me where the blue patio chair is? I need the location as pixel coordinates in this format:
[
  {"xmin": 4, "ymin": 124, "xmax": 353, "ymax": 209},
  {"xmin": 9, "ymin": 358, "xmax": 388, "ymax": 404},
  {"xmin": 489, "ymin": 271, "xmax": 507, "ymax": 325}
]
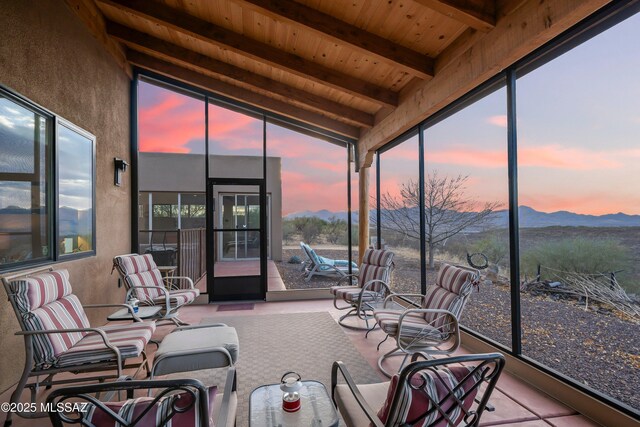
[{"xmin": 300, "ymin": 242, "xmax": 358, "ymax": 282}]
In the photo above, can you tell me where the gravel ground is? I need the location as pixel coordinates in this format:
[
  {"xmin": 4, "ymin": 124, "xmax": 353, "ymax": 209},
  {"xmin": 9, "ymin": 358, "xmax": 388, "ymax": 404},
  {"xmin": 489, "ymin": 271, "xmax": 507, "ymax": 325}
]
[{"xmin": 275, "ymin": 246, "xmax": 640, "ymax": 410}]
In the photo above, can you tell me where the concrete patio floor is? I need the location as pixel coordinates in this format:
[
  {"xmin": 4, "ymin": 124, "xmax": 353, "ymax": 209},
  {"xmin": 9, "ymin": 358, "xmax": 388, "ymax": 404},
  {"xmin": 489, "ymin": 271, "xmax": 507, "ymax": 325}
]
[{"xmin": 1, "ymin": 299, "xmax": 601, "ymax": 426}]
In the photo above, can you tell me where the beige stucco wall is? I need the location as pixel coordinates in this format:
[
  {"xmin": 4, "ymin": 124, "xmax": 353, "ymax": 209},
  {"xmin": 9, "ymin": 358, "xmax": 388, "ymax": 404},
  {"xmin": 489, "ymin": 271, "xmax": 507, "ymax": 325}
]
[
  {"xmin": 0, "ymin": 0, "xmax": 131, "ymax": 393},
  {"xmin": 138, "ymin": 152, "xmax": 283, "ymax": 261}
]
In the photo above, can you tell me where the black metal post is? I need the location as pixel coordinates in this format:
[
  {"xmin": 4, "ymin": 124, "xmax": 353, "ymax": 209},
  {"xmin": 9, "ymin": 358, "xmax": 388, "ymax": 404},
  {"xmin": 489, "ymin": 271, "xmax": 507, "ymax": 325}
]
[
  {"xmin": 507, "ymin": 68, "xmax": 522, "ymax": 355},
  {"xmin": 347, "ymin": 144, "xmax": 353, "ymax": 274},
  {"xmin": 130, "ymin": 71, "xmax": 139, "ymax": 254},
  {"xmin": 376, "ymin": 153, "xmax": 381, "ymax": 249},
  {"xmin": 418, "ymin": 127, "xmax": 427, "ymax": 295}
]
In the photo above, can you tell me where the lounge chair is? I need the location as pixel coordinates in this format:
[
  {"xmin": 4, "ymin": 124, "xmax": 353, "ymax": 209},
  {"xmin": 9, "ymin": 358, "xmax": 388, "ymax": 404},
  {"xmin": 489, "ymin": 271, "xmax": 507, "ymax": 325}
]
[
  {"xmin": 332, "ymin": 353, "xmax": 504, "ymax": 427},
  {"xmin": 300, "ymin": 242, "xmax": 359, "ymax": 281},
  {"xmin": 1, "ymin": 268, "xmax": 155, "ymax": 425},
  {"xmin": 374, "ymin": 263, "xmax": 480, "ymax": 377},
  {"xmin": 330, "ymin": 248, "xmax": 394, "ymax": 330},
  {"xmin": 112, "ymin": 253, "xmax": 200, "ymax": 326}
]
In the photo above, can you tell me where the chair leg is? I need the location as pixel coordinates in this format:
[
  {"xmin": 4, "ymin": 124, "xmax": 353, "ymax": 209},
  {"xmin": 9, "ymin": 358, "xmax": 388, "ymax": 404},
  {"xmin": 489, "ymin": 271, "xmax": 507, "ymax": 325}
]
[
  {"xmin": 337, "ymin": 308, "xmax": 374, "ymax": 330},
  {"xmin": 377, "ymin": 345, "xmax": 406, "ymax": 378},
  {"xmin": 171, "ymin": 317, "xmax": 189, "ymax": 327},
  {"xmin": 4, "ymin": 360, "xmax": 31, "ymax": 426}
]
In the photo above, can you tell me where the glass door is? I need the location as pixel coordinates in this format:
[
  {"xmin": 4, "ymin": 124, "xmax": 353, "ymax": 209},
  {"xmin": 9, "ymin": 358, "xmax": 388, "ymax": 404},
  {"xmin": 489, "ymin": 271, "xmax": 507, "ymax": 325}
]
[{"xmin": 207, "ymin": 179, "xmax": 266, "ymax": 301}]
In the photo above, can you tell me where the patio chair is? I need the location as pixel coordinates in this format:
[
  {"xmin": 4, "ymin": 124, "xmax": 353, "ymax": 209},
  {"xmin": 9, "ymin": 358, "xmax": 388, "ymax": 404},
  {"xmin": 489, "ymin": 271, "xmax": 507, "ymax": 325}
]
[
  {"xmin": 112, "ymin": 253, "xmax": 200, "ymax": 326},
  {"xmin": 300, "ymin": 242, "xmax": 359, "ymax": 281},
  {"xmin": 47, "ymin": 367, "xmax": 237, "ymax": 427},
  {"xmin": 330, "ymin": 248, "xmax": 394, "ymax": 330},
  {"xmin": 374, "ymin": 263, "xmax": 480, "ymax": 377},
  {"xmin": 2, "ymin": 268, "xmax": 155, "ymax": 426},
  {"xmin": 332, "ymin": 353, "xmax": 505, "ymax": 427}
]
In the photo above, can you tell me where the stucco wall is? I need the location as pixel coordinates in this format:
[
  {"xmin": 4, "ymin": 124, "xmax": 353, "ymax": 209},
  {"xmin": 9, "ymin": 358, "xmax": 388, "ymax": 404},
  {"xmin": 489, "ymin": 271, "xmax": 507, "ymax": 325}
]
[{"xmin": 0, "ymin": 0, "xmax": 131, "ymax": 393}]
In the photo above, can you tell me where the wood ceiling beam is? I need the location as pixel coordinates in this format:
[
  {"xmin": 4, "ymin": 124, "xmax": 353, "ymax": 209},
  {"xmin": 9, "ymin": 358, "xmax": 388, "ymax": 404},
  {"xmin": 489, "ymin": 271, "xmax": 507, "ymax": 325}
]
[
  {"xmin": 413, "ymin": 0, "xmax": 496, "ymax": 32},
  {"xmin": 97, "ymin": 0, "xmax": 398, "ymax": 107},
  {"xmin": 127, "ymin": 51, "xmax": 361, "ymax": 139},
  {"xmin": 107, "ymin": 22, "xmax": 374, "ymax": 128},
  {"xmin": 63, "ymin": 0, "xmax": 131, "ymax": 77},
  {"xmin": 235, "ymin": 0, "xmax": 434, "ymax": 80},
  {"xmin": 358, "ymin": 0, "xmax": 610, "ymax": 168}
]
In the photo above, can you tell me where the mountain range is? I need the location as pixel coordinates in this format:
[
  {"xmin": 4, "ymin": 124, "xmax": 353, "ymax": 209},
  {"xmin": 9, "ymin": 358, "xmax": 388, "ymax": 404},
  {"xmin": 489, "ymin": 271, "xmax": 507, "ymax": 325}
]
[{"xmin": 285, "ymin": 206, "xmax": 640, "ymax": 228}]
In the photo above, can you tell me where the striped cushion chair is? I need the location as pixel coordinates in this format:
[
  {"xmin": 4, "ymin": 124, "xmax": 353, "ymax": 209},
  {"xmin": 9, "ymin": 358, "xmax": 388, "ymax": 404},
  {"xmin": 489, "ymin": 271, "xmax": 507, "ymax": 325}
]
[
  {"xmin": 113, "ymin": 254, "xmax": 200, "ymax": 326},
  {"xmin": 330, "ymin": 248, "xmax": 394, "ymax": 330},
  {"xmin": 2, "ymin": 269, "xmax": 155, "ymax": 424},
  {"xmin": 332, "ymin": 353, "xmax": 504, "ymax": 427},
  {"xmin": 374, "ymin": 263, "xmax": 479, "ymax": 377}
]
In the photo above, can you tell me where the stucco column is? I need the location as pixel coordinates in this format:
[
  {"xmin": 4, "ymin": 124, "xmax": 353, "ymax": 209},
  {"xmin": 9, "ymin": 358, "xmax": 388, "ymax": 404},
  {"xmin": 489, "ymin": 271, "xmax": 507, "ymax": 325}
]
[{"xmin": 358, "ymin": 166, "xmax": 370, "ymax": 264}]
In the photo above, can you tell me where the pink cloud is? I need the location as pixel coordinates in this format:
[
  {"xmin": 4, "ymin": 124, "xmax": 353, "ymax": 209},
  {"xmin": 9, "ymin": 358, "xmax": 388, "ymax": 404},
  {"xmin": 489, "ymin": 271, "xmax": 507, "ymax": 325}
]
[{"xmin": 486, "ymin": 115, "xmax": 508, "ymax": 128}]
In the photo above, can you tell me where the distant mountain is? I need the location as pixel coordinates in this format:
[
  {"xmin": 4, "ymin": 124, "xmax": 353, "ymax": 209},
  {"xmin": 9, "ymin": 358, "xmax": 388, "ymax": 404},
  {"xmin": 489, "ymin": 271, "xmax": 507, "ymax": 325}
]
[
  {"xmin": 285, "ymin": 210, "xmax": 357, "ymax": 222},
  {"xmin": 285, "ymin": 206, "xmax": 640, "ymax": 228},
  {"xmin": 493, "ymin": 206, "xmax": 640, "ymax": 228}
]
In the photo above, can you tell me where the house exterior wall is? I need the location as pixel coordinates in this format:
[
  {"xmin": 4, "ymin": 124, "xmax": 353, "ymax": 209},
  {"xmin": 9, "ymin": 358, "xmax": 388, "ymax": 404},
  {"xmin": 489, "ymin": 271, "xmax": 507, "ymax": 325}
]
[
  {"xmin": 0, "ymin": 0, "xmax": 131, "ymax": 393},
  {"xmin": 138, "ymin": 152, "xmax": 283, "ymax": 261}
]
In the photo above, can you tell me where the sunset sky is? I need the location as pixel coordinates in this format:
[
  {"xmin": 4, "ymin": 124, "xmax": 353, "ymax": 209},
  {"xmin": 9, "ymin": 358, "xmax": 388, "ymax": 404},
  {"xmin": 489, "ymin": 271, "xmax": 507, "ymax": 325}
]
[{"xmin": 138, "ymin": 13, "xmax": 639, "ymax": 217}]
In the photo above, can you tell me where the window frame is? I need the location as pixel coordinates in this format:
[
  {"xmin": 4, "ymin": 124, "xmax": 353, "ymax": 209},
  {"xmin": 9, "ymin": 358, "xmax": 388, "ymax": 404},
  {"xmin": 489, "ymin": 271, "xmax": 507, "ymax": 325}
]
[
  {"xmin": 0, "ymin": 84, "xmax": 97, "ymax": 271},
  {"xmin": 55, "ymin": 117, "xmax": 97, "ymax": 261}
]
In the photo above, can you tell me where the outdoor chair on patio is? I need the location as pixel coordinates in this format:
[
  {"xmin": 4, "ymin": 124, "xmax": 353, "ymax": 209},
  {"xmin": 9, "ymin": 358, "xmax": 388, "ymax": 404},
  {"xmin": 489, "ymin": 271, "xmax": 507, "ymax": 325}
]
[
  {"xmin": 301, "ymin": 242, "xmax": 359, "ymax": 281},
  {"xmin": 47, "ymin": 367, "xmax": 237, "ymax": 427},
  {"xmin": 330, "ymin": 248, "xmax": 394, "ymax": 330},
  {"xmin": 2, "ymin": 268, "xmax": 155, "ymax": 426},
  {"xmin": 374, "ymin": 263, "xmax": 480, "ymax": 377},
  {"xmin": 332, "ymin": 352, "xmax": 504, "ymax": 427},
  {"xmin": 113, "ymin": 253, "xmax": 200, "ymax": 326}
]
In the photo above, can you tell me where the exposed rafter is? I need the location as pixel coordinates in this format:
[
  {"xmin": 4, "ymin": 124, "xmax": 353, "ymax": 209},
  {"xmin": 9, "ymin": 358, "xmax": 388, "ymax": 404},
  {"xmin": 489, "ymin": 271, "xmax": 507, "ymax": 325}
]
[
  {"xmin": 413, "ymin": 0, "xmax": 496, "ymax": 32},
  {"xmin": 97, "ymin": 0, "xmax": 398, "ymax": 107},
  {"xmin": 127, "ymin": 51, "xmax": 361, "ymax": 139},
  {"xmin": 107, "ymin": 22, "xmax": 374, "ymax": 128},
  {"xmin": 235, "ymin": 0, "xmax": 434, "ymax": 80}
]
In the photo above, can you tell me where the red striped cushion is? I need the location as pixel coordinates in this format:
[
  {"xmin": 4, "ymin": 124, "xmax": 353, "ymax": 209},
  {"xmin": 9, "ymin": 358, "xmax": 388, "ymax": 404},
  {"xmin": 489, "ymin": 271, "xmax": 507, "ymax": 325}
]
[
  {"xmin": 12, "ymin": 270, "xmax": 73, "ymax": 312},
  {"xmin": 57, "ymin": 321, "xmax": 156, "ymax": 367},
  {"xmin": 83, "ymin": 384, "xmax": 216, "ymax": 426},
  {"xmin": 113, "ymin": 254, "xmax": 158, "ymax": 275},
  {"xmin": 436, "ymin": 264, "xmax": 474, "ymax": 295},
  {"xmin": 114, "ymin": 254, "xmax": 166, "ymax": 300},
  {"xmin": 333, "ymin": 287, "xmax": 379, "ymax": 303},
  {"xmin": 376, "ymin": 366, "xmax": 481, "ymax": 427},
  {"xmin": 24, "ymin": 294, "xmax": 90, "ymax": 366},
  {"xmin": 422, "ymin": 286, "xmax": 464, "ymax": 331},
  {"xmin": 362, "ymin": 248, "xmax": 394, "ymax": 267},
  {"xmin": 374, "ymin": 309, "xmax": 436, "ymax": 336}
]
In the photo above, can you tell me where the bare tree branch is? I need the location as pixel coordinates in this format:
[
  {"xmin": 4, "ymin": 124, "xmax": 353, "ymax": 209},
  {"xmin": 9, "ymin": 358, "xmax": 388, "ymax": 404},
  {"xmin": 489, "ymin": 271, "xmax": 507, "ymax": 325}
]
[{"xmin": 373, "ymin": 172, "xmax": 502, "ymax": 268}]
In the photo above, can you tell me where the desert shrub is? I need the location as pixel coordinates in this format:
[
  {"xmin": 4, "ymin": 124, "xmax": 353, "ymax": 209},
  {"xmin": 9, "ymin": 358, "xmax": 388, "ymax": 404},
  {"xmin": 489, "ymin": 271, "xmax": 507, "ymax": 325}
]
[
  {"xmin": 292, "ymin": 217, "xmax": 325, "ymax": 244},
  {"xmin": 521, "ymin": 237, "xmax": 632, "ymax": 288},
  {"xmin": 282, "ymin": 219, "xmax": 297, "ymax": 243},
  {"xmin": 469, "ymin": 234, "xmax": 509, "ymax": 267},
  {"xmin": 323, "ymin": 216, "xmax": 348, "ymax": 244}
]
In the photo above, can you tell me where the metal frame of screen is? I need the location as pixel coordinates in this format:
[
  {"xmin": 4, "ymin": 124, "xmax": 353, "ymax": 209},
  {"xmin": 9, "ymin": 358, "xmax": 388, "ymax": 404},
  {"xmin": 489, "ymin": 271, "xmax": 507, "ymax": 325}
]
[{"xmin": 373, "ymin": 0, "xmax": 640, "ymax": 418}]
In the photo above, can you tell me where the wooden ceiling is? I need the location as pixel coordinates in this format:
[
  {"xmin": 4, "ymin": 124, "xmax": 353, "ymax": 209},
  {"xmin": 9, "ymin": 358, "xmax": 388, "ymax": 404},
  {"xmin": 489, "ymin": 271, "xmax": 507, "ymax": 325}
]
[{"xmin": 66, "ymin": 0, "xmax": 504, "ymax": 139}]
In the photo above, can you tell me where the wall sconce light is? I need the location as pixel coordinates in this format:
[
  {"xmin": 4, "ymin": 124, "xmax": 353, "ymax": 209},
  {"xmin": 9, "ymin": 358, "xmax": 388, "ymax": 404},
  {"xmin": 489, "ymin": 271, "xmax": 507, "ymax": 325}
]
[{"xmin": 114, "ymin": 157, "xmax": 129, "ymax": 187}]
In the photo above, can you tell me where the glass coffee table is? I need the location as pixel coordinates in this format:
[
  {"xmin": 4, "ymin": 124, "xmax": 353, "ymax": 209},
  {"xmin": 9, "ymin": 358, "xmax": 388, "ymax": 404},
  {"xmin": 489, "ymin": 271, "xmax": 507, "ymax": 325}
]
[{"xmin": 249, "ymin": 380, "xmax": 339, "ymax": 427}]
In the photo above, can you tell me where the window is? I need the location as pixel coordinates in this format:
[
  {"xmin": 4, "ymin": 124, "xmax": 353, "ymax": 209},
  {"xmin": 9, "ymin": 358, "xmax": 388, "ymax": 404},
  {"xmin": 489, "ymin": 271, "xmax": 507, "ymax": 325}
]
[
  {"xmin": 378, "ymin": 132, "xmax": 421, "ymax": 294},
  {"xmin": 57, "ymin": 120, "xmax": 95, "ymax": 256},
  {"xmin": 0, "ymin": 86, "xmax": 96, "ymax": 270}
]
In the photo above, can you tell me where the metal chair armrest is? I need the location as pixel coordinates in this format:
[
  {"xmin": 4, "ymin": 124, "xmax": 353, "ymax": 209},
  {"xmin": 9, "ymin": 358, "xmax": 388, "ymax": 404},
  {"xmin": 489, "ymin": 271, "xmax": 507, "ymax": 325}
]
[
  {"xmin": 357, "ymin": 279, "xmax": 391, "ymax": 314},
  {"xmin": 383, "ymin": 293, "xmax": 425, "ymax": 308},
  {"xmin": 336, "ymin": 273, "xmax": 359, "ymax": 286},
  {"xmin": 331, "ymin": 361, "xmax": 384, "ymax": 427},
  {"xmin": 175, "ymin": 323, "xmax": 228, "ymax": 332},
  {"xmin": 127, "ymin": 286, "xmax": 171, "ymax": 311},
  {"xmin": 17, "ymin": 328, "xmax": 122, "ymax": 363},
  {"xmin": 163, "ymin": 275, "xmax": 195, "ymax": 290},
  {"xmin": 397, "ymin": 309, "xmax": 460, "ymax": 353}
]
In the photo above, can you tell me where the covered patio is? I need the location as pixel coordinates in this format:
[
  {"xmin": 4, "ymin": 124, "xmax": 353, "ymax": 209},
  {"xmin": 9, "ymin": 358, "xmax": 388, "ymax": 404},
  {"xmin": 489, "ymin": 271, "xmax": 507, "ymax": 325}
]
[{"xmin": 1, "ymin": 0, "xmax": 639, "ymax": 426}]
